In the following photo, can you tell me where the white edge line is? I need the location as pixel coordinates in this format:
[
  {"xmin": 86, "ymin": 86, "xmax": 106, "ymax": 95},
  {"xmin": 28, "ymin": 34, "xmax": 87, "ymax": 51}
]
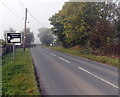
[{"xmin": 78, "ymin": 67, "xmax": 119, "ymax": 89}]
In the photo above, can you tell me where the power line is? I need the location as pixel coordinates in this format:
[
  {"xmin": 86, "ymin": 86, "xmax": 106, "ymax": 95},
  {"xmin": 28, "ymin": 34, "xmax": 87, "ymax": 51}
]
[
  {"xmin": 27, "ymin": 10, "xmax": 44, "ymax": 27},
  {"xmin": 18, "ymin": 1, "xmax": 45, "ymax": 27},
  {"xmin": 1, "ymin": 0, "xmax": 45, "ymax": 28},
  {"xmin": 4, "ymin": 0, "xmax": 18, "ymax": 14},
  {"xmin": 0, "ymin": 1, "xmax": 23, "ymax": 20}
]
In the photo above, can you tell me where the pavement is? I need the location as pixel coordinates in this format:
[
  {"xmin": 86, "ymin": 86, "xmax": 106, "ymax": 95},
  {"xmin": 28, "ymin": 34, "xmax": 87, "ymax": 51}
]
[{"xmin": 31, "ymin": 46, "xmax": 118, "ymax": 95}]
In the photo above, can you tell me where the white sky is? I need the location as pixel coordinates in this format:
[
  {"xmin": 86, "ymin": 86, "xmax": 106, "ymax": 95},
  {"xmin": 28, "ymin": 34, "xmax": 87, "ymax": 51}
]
[{"xmin": 0, "ymin": 0, "xmax": 68, "ymax": 43}]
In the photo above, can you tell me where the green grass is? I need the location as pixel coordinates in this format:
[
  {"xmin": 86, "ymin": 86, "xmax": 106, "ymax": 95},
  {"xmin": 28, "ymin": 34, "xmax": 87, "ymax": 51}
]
[
  {"xmin": 2, "ymin": 48, "xmax": 40, "ymax": 95},
  {"xmin": 0, "ymin": 51, "xmax": 2, "ymax": 95},
  {"xmin": 50, "ymin": 46, "xmax": 119, "ymax": 68}
]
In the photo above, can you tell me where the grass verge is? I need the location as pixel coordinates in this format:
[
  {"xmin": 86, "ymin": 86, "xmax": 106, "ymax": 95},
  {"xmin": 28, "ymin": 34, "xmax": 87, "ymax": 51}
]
[
  {"xmin": 2, "ymin": 48, "xmax": 40, "ymax": 95},
  {"xmin": 50, "ymin": 46, "xmax": 119, "ymax": 68},
  {"xmin": 0, "ymin": 47, "xmax": 2, "ymax": 95}
]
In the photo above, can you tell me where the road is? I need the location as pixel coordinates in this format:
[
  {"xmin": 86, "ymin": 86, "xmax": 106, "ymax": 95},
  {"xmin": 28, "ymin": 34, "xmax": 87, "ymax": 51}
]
[{"xmin": 31, "ymin": 46, "xmax": 118, "ymax": 95}]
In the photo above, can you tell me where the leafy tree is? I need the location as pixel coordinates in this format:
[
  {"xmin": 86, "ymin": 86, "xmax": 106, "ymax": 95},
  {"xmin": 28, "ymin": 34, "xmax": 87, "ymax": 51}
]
[
  {"xmin": 37, "ymin": 28, "xmax": 54, "ymax": 46},
  {"xmin": 21, "ymin": 28, "xmax": 34, "ymax": 47},
  {"xmin": 49, "ymin": 1, "xmax": 120, "ymax": 55}
]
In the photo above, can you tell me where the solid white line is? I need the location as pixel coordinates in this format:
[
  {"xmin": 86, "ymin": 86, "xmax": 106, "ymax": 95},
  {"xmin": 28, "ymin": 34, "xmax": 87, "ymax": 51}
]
[
  {"xmin": 59, "ymin": 57, "xmax": 70, "ymax": 63},
  {"xmin": 78, "ymin": 67, "xmax": 119, "ymax": 89}
]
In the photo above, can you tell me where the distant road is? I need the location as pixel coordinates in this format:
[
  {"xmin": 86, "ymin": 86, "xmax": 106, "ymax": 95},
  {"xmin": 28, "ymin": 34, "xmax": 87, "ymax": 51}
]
[{"xmin": 31, "ymin": 46, "xmax": 118, "ymax": 95}]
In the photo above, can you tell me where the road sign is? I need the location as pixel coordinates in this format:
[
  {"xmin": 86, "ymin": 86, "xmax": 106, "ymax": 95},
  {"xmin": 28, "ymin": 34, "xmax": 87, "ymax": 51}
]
[
  {"xmin": 6, "ymin": 33, "xmax": 22, "ymax": 63},
  {"xmin": 6, "ymin": 33, "xmax": 22, "ymax": 44}
]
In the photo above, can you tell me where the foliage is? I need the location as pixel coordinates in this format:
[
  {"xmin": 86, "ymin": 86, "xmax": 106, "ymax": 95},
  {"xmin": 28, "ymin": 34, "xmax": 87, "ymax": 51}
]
[
  {"xmin": 21, "ymin": 28, "xmax": 34, "ymax": 47},
  {"xmin": 49, "ymin": 2, "xmax": 120, "ymax": 55},
  {"xmin": 37, "ymin": 28, "xmax": 54, "ymax": 46}
]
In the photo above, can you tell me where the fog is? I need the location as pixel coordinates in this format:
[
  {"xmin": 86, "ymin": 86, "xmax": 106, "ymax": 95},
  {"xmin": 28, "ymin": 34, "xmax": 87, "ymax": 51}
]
[{"xmin": 0, "ymin": 0, "xmax": 68, "ymax": 43}]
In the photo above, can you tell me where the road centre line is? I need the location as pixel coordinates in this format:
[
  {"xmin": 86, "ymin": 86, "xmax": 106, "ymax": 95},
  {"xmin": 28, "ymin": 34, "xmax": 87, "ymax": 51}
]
[
  {"xmin": 48, "ymin": 52, "xmax": 70, "ymax": 63},
  {"xmin": 47, "ymin": 51, "xmax": 118, "ymax": 89},
  {"xmin": 50, "ymin": 53, "xmax": 56, "ymax": 56},
  {"xmin": 78, "ymin": 67, "xmax": 119, "ymax": 89},
  {"xmin": 59, "ymin": 57, "xmax": 70, "ymax": 63}
]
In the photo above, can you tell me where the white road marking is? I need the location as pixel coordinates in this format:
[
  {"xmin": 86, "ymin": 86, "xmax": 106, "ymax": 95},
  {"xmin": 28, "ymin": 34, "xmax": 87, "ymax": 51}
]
[
  {"xmin": 48, "ymin": 52, "xmax": 70, "ymax": 63},
  {"xmin": 52, "ymin": 54, "xmax": 56, "ymax": 56},
  {"xmin": 50, "ymin": 53, "xmax": 56, "ymax": 56},
  {"xmin": 59, "ymin": 57, "xmax": 70, "ymax": 63},
  {"xmin": 78, "ymin": 67, "xmax": 119, "ymax": 89}
]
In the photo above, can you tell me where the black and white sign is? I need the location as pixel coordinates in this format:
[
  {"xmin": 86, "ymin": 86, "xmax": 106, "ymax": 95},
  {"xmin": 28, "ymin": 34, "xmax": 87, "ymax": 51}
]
[{"xmin": 6, "ymin": 33, "xmax": 22, "ymax": 44}]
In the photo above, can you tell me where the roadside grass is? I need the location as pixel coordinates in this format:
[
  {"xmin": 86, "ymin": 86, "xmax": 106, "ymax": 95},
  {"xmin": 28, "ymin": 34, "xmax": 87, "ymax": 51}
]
[
  {"xmin": 2, "ymin": 48, "xmax": 40, "ymax": 95},
  {"xmin": 0, "ymin": 51, "xmax": 2, "ymax": 95},
  {"xmin": 50, "ymin": 46, "xmax": 119, "ymax": 68}
]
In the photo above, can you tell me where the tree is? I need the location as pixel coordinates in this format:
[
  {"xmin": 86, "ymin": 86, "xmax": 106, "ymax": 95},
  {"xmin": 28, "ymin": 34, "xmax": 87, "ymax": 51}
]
[
  {"xmin": 37, "ymin": 28, "xmax": 54, "ymax": 46},
  {"xmin": 49, "ymin": 2, "xmax": 83, "ymax": 47},
  {"xmin": 21, "ymin": 28, "xmax": 34, "ymax": 47},
  {"xmin": 4, "ymin": 28, "xmax": 16, "ymax": 41},
  {"xmin": 49, "ymin": 1, "xmax": 119, "ymax": 55}
]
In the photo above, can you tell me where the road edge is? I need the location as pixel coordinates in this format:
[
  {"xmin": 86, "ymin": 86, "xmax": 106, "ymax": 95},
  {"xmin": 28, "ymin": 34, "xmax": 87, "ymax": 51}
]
[{"xmin": 30, "ymin": 48, "xmax": 47, "ymax": 96}]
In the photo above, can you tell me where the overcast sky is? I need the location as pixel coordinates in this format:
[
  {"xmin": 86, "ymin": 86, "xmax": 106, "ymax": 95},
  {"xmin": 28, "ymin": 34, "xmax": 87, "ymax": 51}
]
[
  {"xmin": 0, "ymin": 0, "xmax": 68, "ymax": 43},
  {"xmin": 0, "ymin": 0, "xmax": 118, "ymax": 43}
]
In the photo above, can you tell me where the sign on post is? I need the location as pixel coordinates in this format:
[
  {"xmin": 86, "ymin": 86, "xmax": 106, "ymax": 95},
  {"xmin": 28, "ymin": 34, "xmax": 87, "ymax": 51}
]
[
  {"xmin": 6, "ymin": 33, "xmax": 22, "ymax": 63},
  {"xmin": 6, "ymin": 33, "xmax": 22, "ymax": 44}
]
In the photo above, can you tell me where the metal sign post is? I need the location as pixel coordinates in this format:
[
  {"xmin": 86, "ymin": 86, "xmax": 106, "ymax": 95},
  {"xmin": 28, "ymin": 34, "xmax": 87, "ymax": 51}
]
[
  {"xmin": 13, "ymin": 44, "xmax": 15, "ymax": 63},
  {"xmin": 6, "ymin": 32, "xmax": 22, "ymax": 63}
]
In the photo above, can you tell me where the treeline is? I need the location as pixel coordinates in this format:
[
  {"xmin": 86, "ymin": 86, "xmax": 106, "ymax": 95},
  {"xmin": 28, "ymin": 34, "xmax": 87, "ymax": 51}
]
[{"xmin": 49, "ymin": 2, "xmax": 120, "ymax": 56}]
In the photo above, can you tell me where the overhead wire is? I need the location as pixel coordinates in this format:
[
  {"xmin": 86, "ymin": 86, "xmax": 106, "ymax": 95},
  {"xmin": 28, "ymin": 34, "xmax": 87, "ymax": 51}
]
[
  {"xmin": 27, "ymin": 10, "xmax": 44, "ymax": 27},
  {"xmin": 0, "ymin": 1, "xmax": 23, "ymax": 20},
  {"xmin": 4, "ymin": 0, "xmax": 18, "ymax": 15},
  {"xmin": 16, "ymin": 0, "xmax": 45, "ymax": 27},
  {"xmin": 1, "ymin": 0, "xmax": 45, "ymax": 28}
]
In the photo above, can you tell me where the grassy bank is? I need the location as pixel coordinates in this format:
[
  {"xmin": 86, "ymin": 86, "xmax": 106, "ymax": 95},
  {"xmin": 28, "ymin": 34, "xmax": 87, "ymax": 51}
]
[
  {"xmin": 2, "ymin": 48, "xmax": 40, "ymax": 95},
  {"xmin": 50, "ymin": 46, "xmax": 119, "ymax": 68},
  {"xmin": 0, "ymin": 47, "xmax": 2, "ymax": 95}
]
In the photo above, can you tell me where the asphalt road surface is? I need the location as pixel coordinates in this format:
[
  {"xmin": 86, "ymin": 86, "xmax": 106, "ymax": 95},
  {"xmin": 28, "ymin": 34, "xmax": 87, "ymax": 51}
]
[{"xmin": 31, "ymin": 46, "xmax": 118, "ymax": 95}]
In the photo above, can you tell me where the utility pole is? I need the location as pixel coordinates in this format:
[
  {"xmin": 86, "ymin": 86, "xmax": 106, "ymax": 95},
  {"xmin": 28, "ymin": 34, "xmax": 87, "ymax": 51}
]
[{"xmin": 23, "ymin": 8, "xmax": 27, "ymax": 51}]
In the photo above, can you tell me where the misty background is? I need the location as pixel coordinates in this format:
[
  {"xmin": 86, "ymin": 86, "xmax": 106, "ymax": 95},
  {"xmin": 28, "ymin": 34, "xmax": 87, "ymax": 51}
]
[{"xmin": 0, "ymin": 0, "xmax": 68, "ymax": 43}]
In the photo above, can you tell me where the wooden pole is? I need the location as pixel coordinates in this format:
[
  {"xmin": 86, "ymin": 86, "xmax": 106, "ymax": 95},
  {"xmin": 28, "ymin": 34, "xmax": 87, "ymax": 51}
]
[{"xmin": 23, "ymin": 8, "xmax": 27, "ymax": 51}]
